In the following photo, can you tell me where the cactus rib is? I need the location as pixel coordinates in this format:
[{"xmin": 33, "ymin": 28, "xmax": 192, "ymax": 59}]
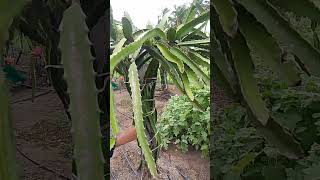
[
  {"xmin": 128, "ymin": 62, "xmax": 158, "ymax": 177},
  {"xmin": 59, "ymin": 3, "xmax": 104, "ymax": 179}
]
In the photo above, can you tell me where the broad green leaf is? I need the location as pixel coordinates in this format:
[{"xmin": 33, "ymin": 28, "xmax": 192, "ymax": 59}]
[
  {"xmin": 303, "ymin": 163, "xmax": 320, "ymax": 180},
  {"xmin": 113, "ymin": 38, "xmax": 127, "ymax": 54},
  {"xmin": 156, "ymin": 12, "xmax": 170, "ymax": 30},
  {"xmin": 273, "ymin": 110, "xmax": 302, "ymax": 131},
  {"xmin": 190, "ymin": 46, "xmax": 210, "ymax": 53},
  {"xmin": 110, "ymin": 86, "xmax": 119, "ymax": 136},
  {"xmin": 188, "ymin": 51, "xmax": 210, "ymax": 69},
  {"xmin": 121, "ymin": 17, "xmax": 133, "ymax": 40},
  {"xmin": 268, "ymin": 0, "xmax": 320, "ymax": 23},
  {"xmin": 170, "ymin": 47, "xmax": 210, "ymax": 85},
  {"xmin": 128, "ymin": 62, "xmax": 157, "ymax": 177},
  {"xmin": 59, "ymin": 3, "xmax": 105, "ymax": 179},
  {"xmin": 136, "ymin": 54, "xmax": 152, "ymax": 70},
  {"xmin": 253, "ymin": 117, "xmax": 304, "ymax": 159},
  {"xmin": 131, "ymin": 46, "xmax": 141, "ymax": 60},
  {"xmin": 195, "ymin": 0, "xmax": 206, "ymax": 13},
  {"xmin": 231, "ymin": 152, "xmax": 258, "ymax": 175},
  {"xmin": 110, "ymin": 137, "xmax": 116, "ymax": 151},
  {"xmin": 212, "ymin": 0, "xmax": 238, "ymax": 37},
  {"xmin": 147, "ymin": 47, "xmax": 204, "ymax": 111},
  {"xmin": 182, "ymin": 21, "xmax": 208, "ymax": 41},
  {"xmin": 110, "ymin": 28, "xmax": 166, "ymax": 73},
  {"xmin": 147, "ymin": 47, "xmax": 183, "ymax": 88},
  {"xmin": 211, "ymin": 40, "xmax": 237, "ymax": 94},
  {"xmin": 185, "ymin": 66, "xmax": 204, "ymax": 88},
  {"xmin": 166, "ymin": 27, "xmax": 176, "ymax": 42},
  {"xmin": 224, "ymin": 172, "xmax": 241, "ymax": 180},
  {"xmin": 230, "ymin": 32, "xmax": 269, "ymax": 125},
  {"xmin": 123, "ymin": 11, "xmax": 133, "ymax": 25},
  {"xmin": 181, "ymin": 72, "xmax": 194, "ymax": 101},
  {"xmin": 183, "ymin": 4, "xmax": 196, "ymax": 23},
  {"xmin": 238, "ymin": 9, "xmax": 300, "ymax": 86},
  {"xmin": 262, "ymin": 166, "xmax": 287, "ymax": 180},
  {"xmin": 176, "ymin": 11, "xmax": 209, "ymax": 39},
  {"xmin": 156, "ymin": 43, "xmax": 185, "ymax": 73},
  {"xmin": 132, "ymin": 29, "xmax": 149, "ymax": 38},
  {"xmin": 311, "ymin": 0, "xmax": 320, "ymax": 9},
  {"xmin": 237, "ymin": 0, "xmax": 320, "ymax": 77},
  {"xmin": 177, "ymin": 38, "xmax": 210, "ymax": 46},
  {"xmin": 212, "ymin": 62, "xmax": 235, "ymax": 97},
  {"xmin": 0, "ymin": 0, "xmax": 25, "ymax": 50}
]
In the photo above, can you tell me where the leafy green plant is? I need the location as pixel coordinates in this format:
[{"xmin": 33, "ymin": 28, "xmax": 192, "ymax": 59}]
[
  {"xmin": 211, "ymin": 1, "xmax": 320, "ymax": 178},
  {"xmin": 212, "ymin": 76, "xmax": 320, "ymax": 180},
  {"xmin": 211, "ymin": 105, "xmax": 263, "ymax": 180},
  {"xmin": 211, "ymin": 0, "xmax": 320, "ymax": 167},
  {"xmin": 157, "ymin": 86, "xmax": 210, "ymax": 156},
  {"xmin": 110, "ymin": 1, "xmax": 210, "ymax": 177}
]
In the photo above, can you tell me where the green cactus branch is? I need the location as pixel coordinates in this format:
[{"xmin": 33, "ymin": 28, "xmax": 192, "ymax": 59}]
[
  {"xmin": 59, "ymin": 3, "xmax": 104, "ymax": 179},
  {"xmin": 0, "ymin": 1, "xmax": 26, "ymax": 180},
  {"xmin": 128, "ymin": 62, "xmax": 158, "ymax": 178}
]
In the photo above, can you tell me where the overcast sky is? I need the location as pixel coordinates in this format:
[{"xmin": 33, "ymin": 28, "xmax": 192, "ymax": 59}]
[{"xmin": 111, "ymin": 0, "xmax": 194, "ymax": 29}]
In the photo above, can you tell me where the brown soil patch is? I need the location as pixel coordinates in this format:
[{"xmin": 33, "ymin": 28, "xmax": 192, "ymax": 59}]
[{"xmin": 110, "ymin": 86, "xmax": 210, "ymax": 180}]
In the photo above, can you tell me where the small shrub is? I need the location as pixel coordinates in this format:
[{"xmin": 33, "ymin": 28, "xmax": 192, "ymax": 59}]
[{"xmin": 157, "ymin": 86, "xmax": 210, "ymax": 156}]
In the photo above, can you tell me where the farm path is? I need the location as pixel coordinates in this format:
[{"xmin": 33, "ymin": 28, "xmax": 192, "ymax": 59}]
[
  {"xmin": 110, "ymin": 86, "xmax": 210, "ymax": 180},
  {"xmin": 11, "ymin": 87, "xmax": 72, "ymax": 180}
]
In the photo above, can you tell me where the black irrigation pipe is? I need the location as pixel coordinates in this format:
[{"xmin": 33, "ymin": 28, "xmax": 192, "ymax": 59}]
[
  {"xmin": 11, "ymin": 90, "xmax": 53, "ymax": 104},
  {"xmin": 116, "ymin": 109, "xmax": 134, "ymax": 121},
  {"xmin": 116, "ymin": 125, "xmax": 139, "ymax": 176},
  {"xmin": 16, "ymin": 146, "xmax": 71, "ymax": 180},
  {"xmin": 120, "ymin": 147, "xmax": 139, "ymax": 176},
  {"xmin": 18, "ymin": 83, "xmax": 51, "ymax": 91},
  {"xmin": 15, "ymin": 50, "xmax": 23, "ymax": 65},
  {"xmin": 175, "ymin": 166, "xmax": 189, "ymax": 180},
  {"xmin": 110, "ymin": 172, "xmax": 117, "ymax": 180}
]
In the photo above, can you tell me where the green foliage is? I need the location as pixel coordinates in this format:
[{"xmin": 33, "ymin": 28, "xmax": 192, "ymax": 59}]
[
  {"xmin": 110, "ymin": 1, "xmax": 210, "ymax": 176},
  {"xmin": 0, "ymin": 72, "xmax": 19, "ymax": 180},
  {"xmin": 211, "ymin": 0, "xmax": 320, "ymax": 168},
  {"xmin": 212, "ymin": 1, "xmax": 320, "ymax": 176},
  {"xmin": 128, "ymin": 62, "xmax": 157, "ymax": 177},
  {"xmin": 0, "ymin": 1, "xmax": 26, "ymax": 180},
  {"xmin": 212, "ymin": 76, "xmax": 320, "ymax": 180},
  {"xmin": 157, "ymin": 86, "xmax": 210, "ymax": 156},
  {"xmin": 0, "ymin": 0, "xmax": 26, "ymax": 50}
]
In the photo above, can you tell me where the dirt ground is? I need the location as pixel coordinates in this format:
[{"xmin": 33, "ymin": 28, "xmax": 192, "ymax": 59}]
[
  {"xmin": 111, "ymin": 86, "xmax": 210, "ymax": 180},
  {"xmin": 11, "ymin": 87, "xmax": 72, "ymax": 180},
  {"xmin": 10, "ymin": 85, "xmax": 209, "ymax": 180}
]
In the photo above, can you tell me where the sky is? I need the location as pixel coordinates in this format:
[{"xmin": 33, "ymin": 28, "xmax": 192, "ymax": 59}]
[{"xmin": 111, "ymin": 0, "xmax": 194, "ymax": 29}]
